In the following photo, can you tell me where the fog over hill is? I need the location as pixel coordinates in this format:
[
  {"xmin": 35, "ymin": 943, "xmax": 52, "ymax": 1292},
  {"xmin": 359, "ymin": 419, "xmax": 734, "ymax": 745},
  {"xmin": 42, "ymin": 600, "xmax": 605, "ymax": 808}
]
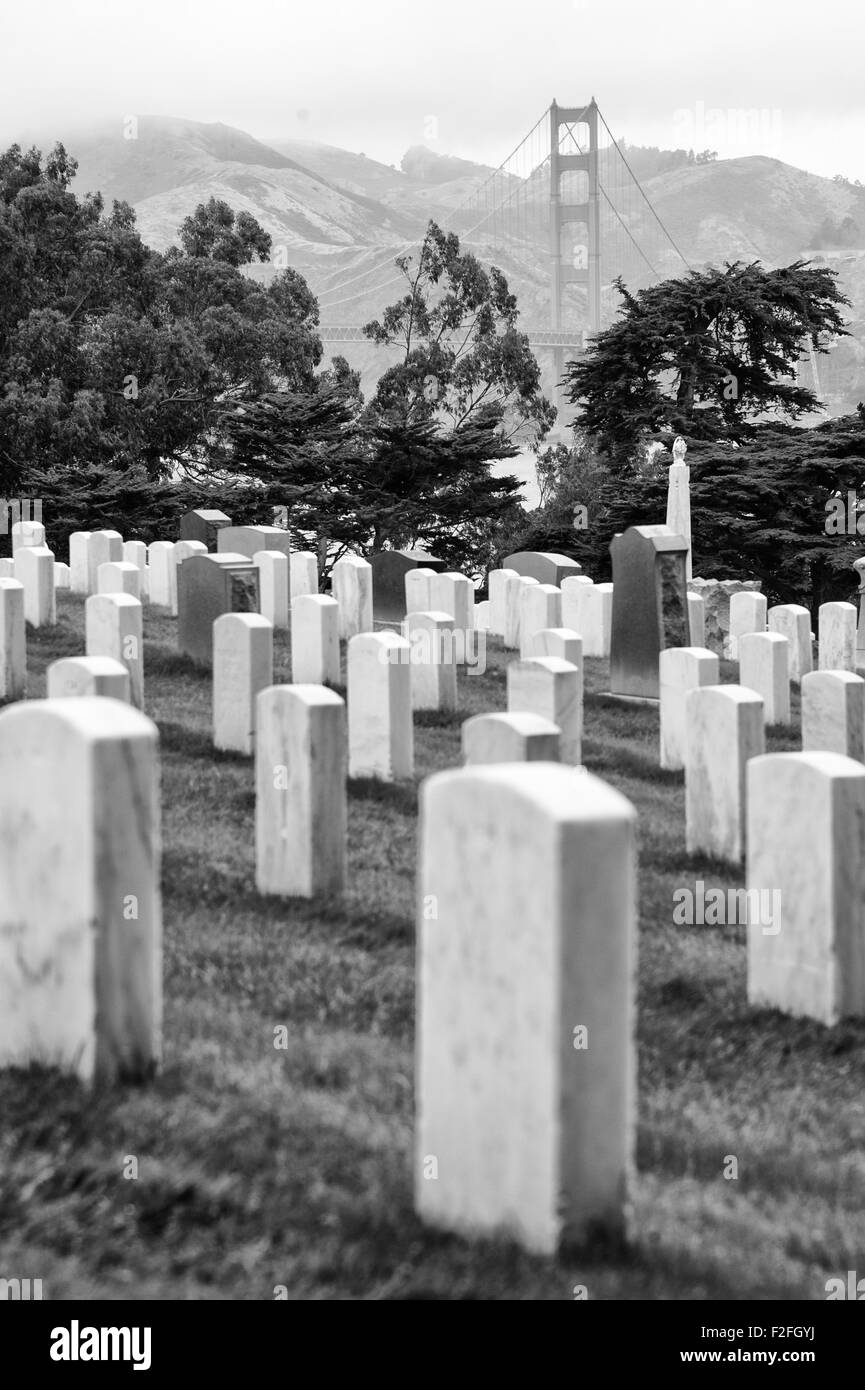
[{"xmin": 33, "ymin": 114, "xmax": 865, "ymax": 415}]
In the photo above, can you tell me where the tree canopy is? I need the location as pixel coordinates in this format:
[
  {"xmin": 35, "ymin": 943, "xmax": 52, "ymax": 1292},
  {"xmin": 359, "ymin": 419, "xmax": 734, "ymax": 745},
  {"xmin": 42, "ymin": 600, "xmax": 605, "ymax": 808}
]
[
  {"xmin": 564, "ymin": 260, "xmax": 849, "ymax": 470},
  {"xmin": 0, "ymin": 144, "xmax": 322, "ymax": 489},
  {"xmin": 506, "ymin": 412, "xmax": 865, "ymax": 611},
  {"xmin": 364, "ymin": 219, "xmax": 555, "ymax": 444}
]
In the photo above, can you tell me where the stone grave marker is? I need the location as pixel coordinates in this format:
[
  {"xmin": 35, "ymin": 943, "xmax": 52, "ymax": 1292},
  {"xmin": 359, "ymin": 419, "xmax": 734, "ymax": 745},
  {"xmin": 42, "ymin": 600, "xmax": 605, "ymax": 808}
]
[
  {"xmin": 687, "ymin": 592, "xmax": 706, "ymax": 649},
  {"xmin": 372, "ymin": 549, "xmax": 446, "ymax": 623},
  {"xmin": 507, "ymin": 655, "xmax": 581, "ymax": 765},
  {"xmin": 801, "ymin": 670, "xmax": 865, "ymax": 761},
  {"xmin": 461, "ymin": 711, "xmax": 561, "ymax": 765},
  {"xmin": 415, "ymin": 763, "xmax": 635, "ymax": 1254},
  {"xmin": 86, "ymin": 593, "xmax": 144, "ymax": 709},
  {"xmin": 688, "ymin": 579, "xmax": 762, "ymax": 660},
  {"xmin": 819, "ymin": 601, "xmax": 856, "ymax": 672},
  {"xmin": 347, "ymin": 631, "xmax": 413, "ymax": 780},
  {"xmin": 659, "ymin": 646, "xmax": 719, "ymax": 771},
  {"xmin": 87, "ymin": 530, "xmax": 123, "ymax": 595},
  {"xmin": 218, "ymin": 525, "xmax": 291, "ymax": 561},
  {"xmin": 404, "ymin": 611, "xmax": 458, "ymax": 711},
  {"xmin": 532, "ymin": 627, "xmax": 581, "ymax": 666},
  {"xmin": 15, "ymin": 545, "xmax": 56, "ymax": 627},
  {"xmin": 290, "ymin": 551, "xmax": 318, "ymax": 600},
  {"xmin": 47, "ymin": 655, "xmax": 131, "ymax": 702},
  {"xmin": 405, "ymin": 568, "xmax": 437, "ymax": 617},
  {"xmin": 747, "ymin": 751, "xmax": 865, "ymax": 1025},
  {"xmin": 177, "ymin": 553, "xmax": 259, "ymax": 669},
  {"xmin": 685, "ymin": 684, "xmax": 764, "ymax": 863},
  {"xmin": 738, "ymin": 631, "xmax": 791, "ymax": 726},
  {"xmin": 0, "ymin": 697, "xmax": 161, "ymax": 1083},
  {"xmin": 180, "ymin": 509, "xmax": 231, "ymax": 548},
  {"xmin": 767, "ymin": 603, "xmax": 813, "ymax": 684},
  {"xmin": 69, "ymin": 532, "xmax": 91, "ymax": 593},
  {"xmin": 666, "ymin": 440, "xmax": 692, "ymax": 580},
  {"xmin": 0, "ymin": 579, "xmax": 26, "ymax": 700},
  {"xmin": 291, "ymin": 594, "xmax": 340, "ymax": 685},
  {"xmin": 11, "ymin": 520, "xmax": 46, "ymax": 556},
  {"xmin": 431, "ymin": 572, "xmax": 474, "ymax": 636},
  {"xmin": 332, "ymin": 554, "xmax": 373, "ymax": 639},
  {"xmin": 97, "ymin": 560, "xmax": 142, "ymax": 600},
  {"xmin": 488, "ymin": 567, "xmax": 519, "ymax": 639},
  {"xmin": 253, "ymin": 550, "xmax": 289, "ymax": 629},
  {"xmin": 213, "ymin": 612, "xmax": 274, "ymax": 754},
  {"xmin": 729, "ymin": 591, "xmax": 767, "ymax": 661},
  {"xmin": 519, "ymin": 584, "xmax": 562, "ymax": 659},
  {"xmin": 255, "ymin": 684, "xmax": 346, "ymax": 898},
  {"xmin": 147, "ymin": 541, "xmax": 176, "ymax": 610},
  {"xmin": 610, "ymin": 525, "xmax": 690, "ymax": 699},
  {"xmin": 503, "ymin": 551, "xmax": 582, "ymax": 587}
]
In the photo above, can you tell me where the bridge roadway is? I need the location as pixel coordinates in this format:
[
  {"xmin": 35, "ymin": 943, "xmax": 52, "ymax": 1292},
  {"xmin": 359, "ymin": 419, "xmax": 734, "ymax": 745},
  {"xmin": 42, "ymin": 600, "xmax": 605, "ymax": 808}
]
[{"xmin": 318, "ymin": 324, "xmax": 585, "ymax": 351}]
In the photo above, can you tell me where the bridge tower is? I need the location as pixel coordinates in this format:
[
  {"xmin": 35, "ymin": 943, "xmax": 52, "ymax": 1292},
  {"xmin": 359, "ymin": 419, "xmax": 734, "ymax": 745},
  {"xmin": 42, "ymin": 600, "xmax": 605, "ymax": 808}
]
[{"xmin": 549, "ymin": 98, "xmax": 601, "ymax": 433}]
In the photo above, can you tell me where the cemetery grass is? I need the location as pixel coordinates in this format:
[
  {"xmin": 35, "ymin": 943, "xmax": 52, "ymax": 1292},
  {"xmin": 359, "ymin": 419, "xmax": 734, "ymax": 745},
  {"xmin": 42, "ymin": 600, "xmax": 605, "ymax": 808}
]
[{"xmin": 1, "ymin": 595, "xmax": 864, "ymax": 1301}]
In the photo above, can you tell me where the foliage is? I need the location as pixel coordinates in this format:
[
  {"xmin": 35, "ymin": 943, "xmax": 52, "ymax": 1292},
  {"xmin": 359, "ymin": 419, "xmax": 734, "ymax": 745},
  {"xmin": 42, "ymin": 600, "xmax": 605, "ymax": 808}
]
[
  {"xmin": 0, "ymin": 144, "xmax": 322, "ymax": 490},
  {"xmin": 364, "ymin": 219, "xmax": 555, "ymax": 445},
  {"xmin": 177, "ymin": 197, "xmax": 273, "ymax": 266},
  {"xmin": 221, "ymin": 387, "xmax": 525, "ymax": 579},
  {"xmin": 19, "ymin": 461, "xmax": 260, "ymax": 559},
  {"xmin": 496, "ymin": 436, "xmax": 609, "ymax": 571},
  {"xmin": 529, "ymin": 411, "xmax": 865, "ymax": 608},
  {"xmin": 564, "ymin": 260, "xmax": 849, "ymax": 472}
]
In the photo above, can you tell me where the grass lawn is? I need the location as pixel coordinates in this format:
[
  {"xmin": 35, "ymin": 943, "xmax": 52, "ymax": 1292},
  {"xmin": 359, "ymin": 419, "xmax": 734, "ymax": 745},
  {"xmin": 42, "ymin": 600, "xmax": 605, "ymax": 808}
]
[{"xmin": 1, "ymin": 592, "xmax": 864, "ymax": 1301}]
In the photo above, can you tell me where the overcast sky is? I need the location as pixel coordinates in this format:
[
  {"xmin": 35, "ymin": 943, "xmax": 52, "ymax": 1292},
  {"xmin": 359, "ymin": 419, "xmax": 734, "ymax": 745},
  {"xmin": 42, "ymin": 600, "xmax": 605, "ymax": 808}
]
[{"xmin": 1, "ymin": 0, "xmax": 862, "ymax": 180}]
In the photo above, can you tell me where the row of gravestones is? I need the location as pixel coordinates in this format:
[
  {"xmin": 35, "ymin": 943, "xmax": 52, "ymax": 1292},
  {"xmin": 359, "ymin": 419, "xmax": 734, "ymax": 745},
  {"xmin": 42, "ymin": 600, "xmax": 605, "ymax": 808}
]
[
  {"xmin": 8, "ymin": 532, "xmax": 865, "ymax": 1254},
  {"xmin": 679, "ymin": 684, "xmax": 865, "ymax": 1029},
  {"xmin": 484, "ymin": 550, "xmax": 759, "ymax": 669},
  {"xmin": 0, "ymin": 580, "xmax": 144, "ymax": 707},
  {"xmin": 637, "ymin": 590, "xmax": 865, "ymax": 1040},
  {"xmin": 10, "ymin": 682, "xmax": 863, "ymax": 1254},
  {"xmin": 410, "ymin": 539, "xmax": 865, "ymax": 1247},
  {"xmin": 660, "ymin": 600, "xmax": 862, "ymax": 748},
  {"xmin": 0, "ymin": 606, "xmax": 603, "ymax": 1259}
]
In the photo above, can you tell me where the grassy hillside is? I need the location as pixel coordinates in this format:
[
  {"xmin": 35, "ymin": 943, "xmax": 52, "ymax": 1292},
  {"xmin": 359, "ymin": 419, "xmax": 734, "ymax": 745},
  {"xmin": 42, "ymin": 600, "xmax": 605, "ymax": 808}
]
[
  {"xmin": 25, "ymin": 114, "xmax": 858, "ymax": 410},
  {"xmin": 68, "ymin": 117, "xmax": 422, "ymax": 258},
  {"xmin": 1, "ymin": 593, "xmax": 863, "ymax": 1300}
]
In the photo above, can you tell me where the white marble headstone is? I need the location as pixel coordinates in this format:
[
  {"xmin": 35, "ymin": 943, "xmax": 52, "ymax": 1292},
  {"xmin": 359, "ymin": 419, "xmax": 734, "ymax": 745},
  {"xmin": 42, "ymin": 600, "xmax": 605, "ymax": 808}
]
[
  {"xmin": 0, "ymin": 697, "xmax": 161, "ymax": 1083},
  {"xmin": 416, "ymin": 763, "xmax": 636, "ymax": 1254}
]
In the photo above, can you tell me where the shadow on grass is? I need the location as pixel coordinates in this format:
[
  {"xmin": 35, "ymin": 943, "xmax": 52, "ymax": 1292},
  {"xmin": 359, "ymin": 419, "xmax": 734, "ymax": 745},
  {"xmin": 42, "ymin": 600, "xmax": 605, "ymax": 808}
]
[
  {"xmin": 25, "ymin": 622, "xmax": 83, "ymax": 658},
  {"xmin": 163, "ymin": 850, "xmax": 410, "ymax": 942},
  {"xmin": 414, "ymin": 709, "xmax": 463, "ymax": 729},
  {"xmin": 679, "ymin": 850, "xmax": 745, "ymax": 879},
  {"xmin": 586, "ymin": 692, "xmax": 658, "ymax": 714},
  {"xmin": 158, "ymin": 722, "xmax": 252, "ymax": 764},
  {"xmin": 584, "ymin": 741, "xmax": 682, "ymax": 785},
  {"xmin": 348, "ymin": 777, "xmax": 418, "ymax": 815},
  {"xmin": 144, "ymin": 647, "xmax": 210, "ymax": 679}
]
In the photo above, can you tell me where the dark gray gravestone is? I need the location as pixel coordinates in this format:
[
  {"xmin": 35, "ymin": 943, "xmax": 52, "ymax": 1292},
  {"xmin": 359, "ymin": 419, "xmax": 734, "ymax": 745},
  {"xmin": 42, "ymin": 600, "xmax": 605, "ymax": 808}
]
[
  {"xmin": 609, "ymin": 525, "xmax": 690, "ymax": 700},
  {"xmin": 371, "ymin": 549, "xmax": 447, "ymax": 623},
  {"xmin": 503, "ymin": 551, "xmax": 582, "ymax": 587},
  {"xmin": 178, "ymin": 553, "xmax": 260, "ymax": 668},
  {"xmin": 217, "ymin": 526, "xmax": 291, "ymax": 561},
  {"xmin": 180, "ymin": 510, "xmax": 231, "ymax": 548}
]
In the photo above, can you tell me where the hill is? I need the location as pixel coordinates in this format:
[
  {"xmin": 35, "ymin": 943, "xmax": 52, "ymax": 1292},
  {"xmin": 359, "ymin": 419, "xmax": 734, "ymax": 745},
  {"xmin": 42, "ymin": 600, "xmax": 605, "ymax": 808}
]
[
  {"xmin": 67, "ymin": 116, "xmax": 423, "ymax": 266},
  {"xmin": 10, "ymin": 116, "xmax": 865, "ymax": 412}
]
